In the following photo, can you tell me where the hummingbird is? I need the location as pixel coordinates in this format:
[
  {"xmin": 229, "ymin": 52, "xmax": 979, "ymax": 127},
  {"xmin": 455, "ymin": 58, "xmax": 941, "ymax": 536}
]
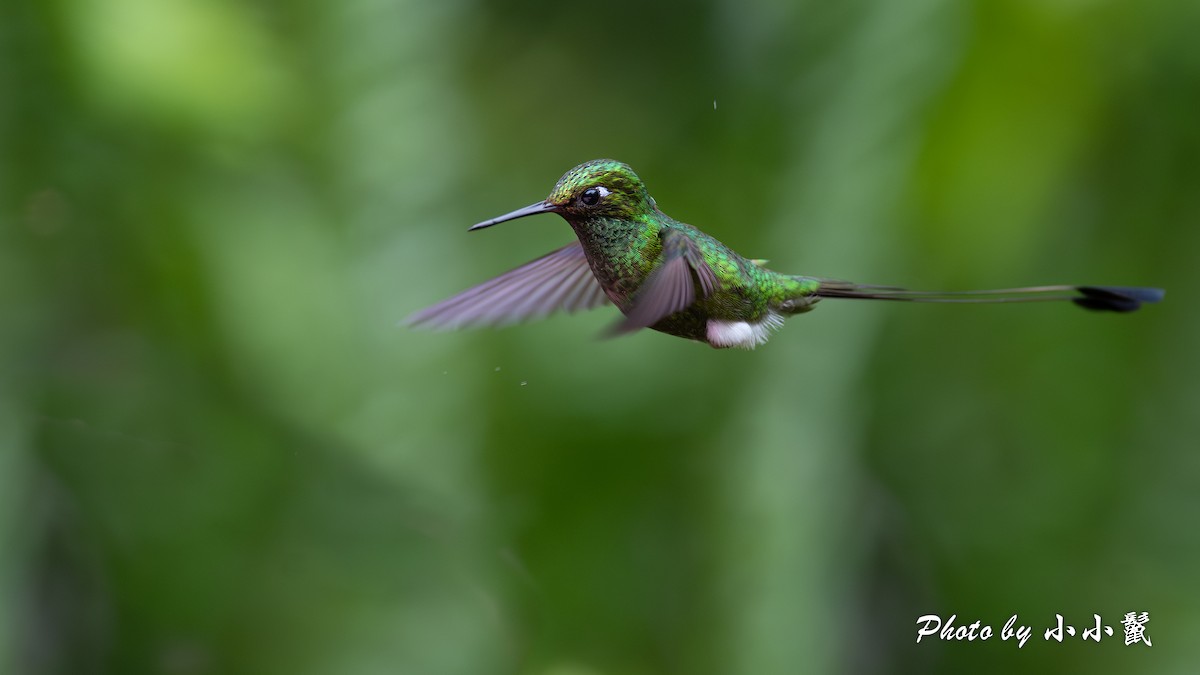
[{"xmin": 406, "ymin": 159, "xmax": 1164, "ymax": 349}]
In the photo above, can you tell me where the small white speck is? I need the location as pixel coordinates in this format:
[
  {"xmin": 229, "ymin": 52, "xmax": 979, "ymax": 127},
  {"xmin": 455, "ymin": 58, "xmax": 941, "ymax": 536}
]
[
  {"xmin": 494, "ymin": 366, "xmax": 501, "ymax": 372},
  {"xmin": 520, "ymin": 381, "xmax": 528, "ymax": 387},
  {"xmin": 713, "ymin": 99, "xmax": 717, "ymax": 110}
]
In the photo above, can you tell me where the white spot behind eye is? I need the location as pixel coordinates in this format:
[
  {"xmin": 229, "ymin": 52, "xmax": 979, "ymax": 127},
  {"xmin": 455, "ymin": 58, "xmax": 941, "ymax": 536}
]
[{"xmin": 596, "ymin": 186, "xmax": 610, "ymax": 198}]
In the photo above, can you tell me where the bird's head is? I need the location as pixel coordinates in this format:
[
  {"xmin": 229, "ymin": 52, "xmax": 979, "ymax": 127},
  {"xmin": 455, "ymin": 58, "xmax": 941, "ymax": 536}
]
[{"xmin": 468, "ymin": 159, "xmax": 655, "ymax": 231}]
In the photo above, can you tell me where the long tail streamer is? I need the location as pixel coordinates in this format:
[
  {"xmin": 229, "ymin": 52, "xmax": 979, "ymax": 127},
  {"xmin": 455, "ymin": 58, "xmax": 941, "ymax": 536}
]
[{"xmin": 814, "ymin": 283, "xmax": 1164, "ymax": 313}]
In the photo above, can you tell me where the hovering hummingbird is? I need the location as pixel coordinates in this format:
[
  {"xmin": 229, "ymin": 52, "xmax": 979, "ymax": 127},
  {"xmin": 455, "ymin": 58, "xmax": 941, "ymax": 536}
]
[{"xmin": 406, "ymin": 160, "xmax": 1163, "ymax": 349}]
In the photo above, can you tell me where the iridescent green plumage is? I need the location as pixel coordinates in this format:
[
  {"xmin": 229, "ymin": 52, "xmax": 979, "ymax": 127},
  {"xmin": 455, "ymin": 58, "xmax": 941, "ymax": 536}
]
[{"xmin": 407, "ymin": 160, "xmax": 1163, "ymax": 348}]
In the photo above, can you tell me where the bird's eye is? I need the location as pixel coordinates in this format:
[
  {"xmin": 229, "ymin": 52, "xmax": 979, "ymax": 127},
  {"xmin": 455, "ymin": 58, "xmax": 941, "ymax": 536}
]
[{"xmin": 579, "ymin": 186, "xmax": 609, "ymax": 206}]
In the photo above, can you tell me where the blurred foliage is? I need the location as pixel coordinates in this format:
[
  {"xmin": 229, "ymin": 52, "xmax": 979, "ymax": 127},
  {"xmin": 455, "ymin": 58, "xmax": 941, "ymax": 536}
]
[{"xmin": 2, "ymin": 0, "xmax": 1198, "ymax": 673}]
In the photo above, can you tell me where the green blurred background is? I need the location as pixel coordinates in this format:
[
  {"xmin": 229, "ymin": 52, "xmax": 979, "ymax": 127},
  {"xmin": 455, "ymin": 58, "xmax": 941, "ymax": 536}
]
[{"xmin": 3, "ymin": 0, "xmax": 1198, "ymax": 673}]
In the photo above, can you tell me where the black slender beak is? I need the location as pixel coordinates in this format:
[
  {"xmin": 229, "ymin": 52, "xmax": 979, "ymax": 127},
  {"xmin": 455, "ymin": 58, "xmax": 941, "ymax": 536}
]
[{"xmin": 468, "ymin": 200, "xmax": 558, "ymax": 231}]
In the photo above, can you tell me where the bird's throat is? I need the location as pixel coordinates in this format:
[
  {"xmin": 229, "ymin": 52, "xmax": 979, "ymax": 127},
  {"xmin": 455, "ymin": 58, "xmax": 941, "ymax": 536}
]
[{"xmin": 566, "ymin": 215, "xmax": 664, "ymax": 305}]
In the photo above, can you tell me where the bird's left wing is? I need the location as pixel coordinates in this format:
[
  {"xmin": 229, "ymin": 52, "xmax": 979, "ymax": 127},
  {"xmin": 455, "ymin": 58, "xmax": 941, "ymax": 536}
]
[
  {"xmin": 611, "ymin": 228, "xmax": 718, "ymax": 334},
  {"xmin": 405, "ymin": 241, "xmax": 611, "ymax": 329}
]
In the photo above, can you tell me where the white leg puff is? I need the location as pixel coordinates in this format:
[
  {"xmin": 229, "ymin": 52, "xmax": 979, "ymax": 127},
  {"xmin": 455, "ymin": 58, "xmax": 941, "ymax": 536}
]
[{"xmin": 705, "ymin": 312, "xmax": 784, "ymax": 349}]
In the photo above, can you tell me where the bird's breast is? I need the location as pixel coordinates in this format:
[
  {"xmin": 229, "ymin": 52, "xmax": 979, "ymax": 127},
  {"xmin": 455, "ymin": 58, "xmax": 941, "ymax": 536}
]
[{"xmin": 570, "ymin": 219, "xmax": 661, "ymax": 308}]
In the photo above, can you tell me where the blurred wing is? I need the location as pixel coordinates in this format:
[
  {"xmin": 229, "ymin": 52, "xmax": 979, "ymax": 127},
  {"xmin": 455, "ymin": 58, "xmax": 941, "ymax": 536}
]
[
  {"xmin": 611, "ymin": 228, "xmax": 718, "ymax": 334},
  {"xmin": 405, "ymin": 241, "xmax": 611, "ymax": 329}
]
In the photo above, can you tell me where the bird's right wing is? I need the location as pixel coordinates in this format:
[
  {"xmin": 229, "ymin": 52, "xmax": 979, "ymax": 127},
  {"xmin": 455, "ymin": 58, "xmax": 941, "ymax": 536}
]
[
  {"xmin": 611, "ymin": 228, "xmax": 718, "ymax": 334},
  {"xmin": 404, "ymin": 241, "xmax": 611, "ymax": 329}
]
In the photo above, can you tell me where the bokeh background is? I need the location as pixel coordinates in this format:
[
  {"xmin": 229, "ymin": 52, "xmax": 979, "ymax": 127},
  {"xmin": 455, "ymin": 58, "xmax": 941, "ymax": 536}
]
[{"xmin": 3, "ymin": 0, "xmax": 1198, "ymax": 673}]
